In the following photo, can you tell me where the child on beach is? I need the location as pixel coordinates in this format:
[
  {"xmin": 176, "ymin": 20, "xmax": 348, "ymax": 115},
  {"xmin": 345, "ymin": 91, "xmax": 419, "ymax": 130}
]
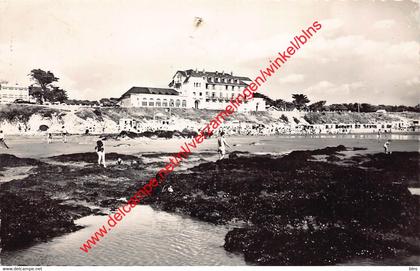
[
  {"xmin": 95, "ymin": 140, "xmax": 106, "ymax": 167},
  {"xmin": 0, "ymin": 130, "xmax": 10, "ymax": 149},
  {"xmin": 217, "ymin": 131, "xmax": 232, "ymax": 160},
  {"xmin": 384, "ymin": 140, "xmax": 391, "ymax": 154}
]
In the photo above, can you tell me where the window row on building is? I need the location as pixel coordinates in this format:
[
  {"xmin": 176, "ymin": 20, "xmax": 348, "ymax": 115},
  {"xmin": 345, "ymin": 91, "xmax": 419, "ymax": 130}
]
[
  {"xmin": 206, "ymin": 77, "xmax": 240, "ymax": 84},
  {"xmin": 192, "ymin": 83, "xmax": 245, "ymax": 91},
  {"xmin": 136, "ymin": 97, "xmax": 187, "ymax": 108},
  {"xmin": 193, "ymin": 91, "xmax": 244, "ymax": 98},
  {"xmin": 0, "ymin": 86, "xmax": 27, "ymax": 90},
  {"xmin": 1, "ymin": 94, "xmax": 27, "ymax": 98},
  {"xmin": 204, "ymin": 84, "xmax": 245, "ymax": 91},
  {"xmin": 204, "ymin": 98, "xmax": 249, "ymax": 104}
]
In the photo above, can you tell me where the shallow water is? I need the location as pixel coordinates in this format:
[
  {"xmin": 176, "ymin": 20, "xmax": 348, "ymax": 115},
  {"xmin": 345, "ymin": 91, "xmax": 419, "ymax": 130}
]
[{"xmin": 1, "ymin": 206, "xmax": 246, "ymax": 266}]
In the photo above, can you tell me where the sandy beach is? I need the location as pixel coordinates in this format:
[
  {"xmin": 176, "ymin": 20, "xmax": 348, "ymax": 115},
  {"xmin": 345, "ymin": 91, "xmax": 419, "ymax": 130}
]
[{"xmin": 1, "ymin": 133, "xmax": 418, "ymax": 159}]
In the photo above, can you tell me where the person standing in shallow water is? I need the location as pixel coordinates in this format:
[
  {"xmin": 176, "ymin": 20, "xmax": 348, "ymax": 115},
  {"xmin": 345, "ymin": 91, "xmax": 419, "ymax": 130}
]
[
  {"xmin": 95, "ymin": 140, "xmax": 106, "ymax": 167},
  {"xmin": 0, "ymin": 130, "xmax": 10, "ymax": 149},
  {"xmin": 217, "ymin": 131, "xmax": 231, "ymax": 160}
]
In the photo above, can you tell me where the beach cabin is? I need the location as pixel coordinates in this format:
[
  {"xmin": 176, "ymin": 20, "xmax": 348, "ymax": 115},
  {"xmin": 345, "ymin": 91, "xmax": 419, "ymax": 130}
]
[{"xmin": 118, "ymin": 118, "xmax": 143, "ymax": 132}]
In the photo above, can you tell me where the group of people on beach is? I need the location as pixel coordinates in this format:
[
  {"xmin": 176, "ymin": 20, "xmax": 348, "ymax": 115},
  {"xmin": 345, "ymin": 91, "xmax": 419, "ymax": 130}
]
[
  {"xmin": 1, "ymin": 125, "xmax": 393, "ymax": 164},
  {"xmin": 47, "ymin": 126, "xmax": 68, "ymax": 144}
]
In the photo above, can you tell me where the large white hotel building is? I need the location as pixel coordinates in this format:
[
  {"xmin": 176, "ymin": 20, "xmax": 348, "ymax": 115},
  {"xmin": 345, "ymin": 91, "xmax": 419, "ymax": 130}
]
[{"xmin": 119, "ymin": 69, "xmax": 266, "ymax": 112}]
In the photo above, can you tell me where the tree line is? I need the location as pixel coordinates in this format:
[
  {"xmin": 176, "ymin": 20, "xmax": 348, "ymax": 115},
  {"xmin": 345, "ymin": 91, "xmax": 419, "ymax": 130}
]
[{"xmin": 254, "ymin": 93, "xmax": 420, "ymax": 113}]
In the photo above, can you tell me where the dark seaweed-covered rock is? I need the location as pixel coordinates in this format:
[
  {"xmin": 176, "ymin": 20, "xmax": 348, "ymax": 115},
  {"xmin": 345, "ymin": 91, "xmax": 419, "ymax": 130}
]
[
  {"xmin": 49, "ymin": 152, "xmax": 140, "ymax": 163},
  {"xmin": 351, "ymin": 152, "xmax": 420, "ymax": 187},
  {"xmin": 224, "ymin": 226, "xmax": 418, "ymax": 265}
]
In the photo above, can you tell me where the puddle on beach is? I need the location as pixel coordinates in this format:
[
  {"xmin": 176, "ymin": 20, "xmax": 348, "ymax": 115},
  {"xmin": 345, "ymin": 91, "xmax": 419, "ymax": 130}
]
[{"xmin": 1, "ymin": 205, "xmax": 246, "ymax": 266}]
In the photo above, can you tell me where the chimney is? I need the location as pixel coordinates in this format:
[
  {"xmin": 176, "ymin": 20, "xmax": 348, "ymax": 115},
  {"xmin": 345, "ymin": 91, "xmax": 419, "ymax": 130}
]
[{"xmin": 230, "ymin": 71, "xmax": 233, "ymax": 76}]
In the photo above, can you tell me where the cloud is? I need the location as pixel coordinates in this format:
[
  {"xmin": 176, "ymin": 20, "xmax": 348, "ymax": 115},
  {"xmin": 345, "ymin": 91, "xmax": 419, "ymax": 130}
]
[
  {"xmin": 322, "ymin": 18, "xmax": 344, "ymax": 31},
  {"xmin": 372, "ymin": 19, "xmax": 396, "ymax": 29},
  {"xmin": 306, "ymin": 81, "xmax": 365, "ymax": 100},
  {"xmin": 278, "ymin": 74, "xmax": 305, "ymax": 84}
]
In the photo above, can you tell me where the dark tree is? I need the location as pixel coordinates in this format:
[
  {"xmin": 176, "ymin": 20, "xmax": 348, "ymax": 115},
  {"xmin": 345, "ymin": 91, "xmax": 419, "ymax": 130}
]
[
  {"xmin": 254, "ymin": 93, "xmax": 294, "ymax": 110},
  {"xmin": 329, "ymin": 104, "xmax": 349, "ymax": 112},
  {"xmin": 360, "ymin": 103, "xmax": 377, "ymax": 112},
  {"xmin": 292, "ymin": 94, "xmax": 310, "ymax": 110},
  {"xmin": 275, "ymin": 99, "xmax": 295, "ymax": 111},
  {"xmin": 309, "ymin": 100, "xmax": 326, "ymax": 112},
  {"xmin": 29, "ymin": 69, "xmax": 58, "ymax": 101},
  {"xmin": 280, "ymin": 114, "xmax": 288, "ymax": 123},
  {"xmin": 100, "ymin": 98, "xmax": 118, "ymax": 106},
  {"xmin": 28, "ymin": 85, "xmax": 43, "ymax": 103}
]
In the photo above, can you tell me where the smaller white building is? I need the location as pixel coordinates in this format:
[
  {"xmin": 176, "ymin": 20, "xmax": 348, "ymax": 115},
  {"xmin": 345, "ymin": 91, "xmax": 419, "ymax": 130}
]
[
  {"xmin": 119, "ymin": 87, "xmax": 189, "ymax": 108},
  {"xmin": 119, "ymin": 118, "xmax": 143, "ymax": 132},
  {"xmin": 0, "ymin": 82, "xmax": 29, "ymax": 104}
]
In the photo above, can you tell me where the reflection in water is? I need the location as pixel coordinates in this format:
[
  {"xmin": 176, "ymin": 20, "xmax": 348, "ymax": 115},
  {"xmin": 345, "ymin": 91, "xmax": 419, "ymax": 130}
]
[{"xmin": 1, "ymin": 206, "xmax": 246, "ymax": 266}]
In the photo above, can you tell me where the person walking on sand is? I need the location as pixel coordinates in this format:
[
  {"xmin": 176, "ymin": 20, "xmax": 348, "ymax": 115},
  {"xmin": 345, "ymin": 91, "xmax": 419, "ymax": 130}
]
[
  {"xmin": 217, "ymin": 131, "xmax": 231, "ymax": 160},
  {"xmin": 95, "ymin": 140, "xmax": 106, "ymax": 167},
  {"xmin": 0, "ymin": 130, "xmax": 10, "ymax": 149},
  {"xmin": 61, "ymin": 126, "xmax": 68, "ymax": 143},
  {"xmin": 384, "ymin": 140, "xmax": 391, "ymax": 154}
]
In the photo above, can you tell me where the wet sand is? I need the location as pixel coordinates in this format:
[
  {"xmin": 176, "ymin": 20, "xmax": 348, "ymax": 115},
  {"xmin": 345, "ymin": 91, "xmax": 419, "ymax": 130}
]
[{"xmin": 1, "ymin": 134, "xmax": 419, "ymax": 265}]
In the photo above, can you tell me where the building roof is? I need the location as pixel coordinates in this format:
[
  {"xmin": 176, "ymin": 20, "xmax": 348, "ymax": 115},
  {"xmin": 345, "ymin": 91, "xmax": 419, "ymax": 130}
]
[
  {"xmin": 170, "ymin": 69, "xmax": 252, "ymax": 86},
  {"xmin": 120, "ymin": 87, "xmax": 179, "ymax": 100}
]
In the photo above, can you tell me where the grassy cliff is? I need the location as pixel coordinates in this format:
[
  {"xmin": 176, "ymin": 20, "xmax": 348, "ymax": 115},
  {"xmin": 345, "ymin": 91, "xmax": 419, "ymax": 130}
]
[{"xmin": 0, "ymin": 104, "xmax": 418, "ymax": 134}]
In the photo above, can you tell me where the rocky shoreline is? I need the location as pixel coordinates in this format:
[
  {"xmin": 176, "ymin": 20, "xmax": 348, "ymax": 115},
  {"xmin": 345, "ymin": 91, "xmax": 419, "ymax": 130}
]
[
  {"xmin": 0, "ymin": 151, "xmax": 211, "ymax": 250},
  {"xmin": 1, "ymin": 146, "xmax": 419, "ymax": 265},
  {"xmin": 146, "ymin": 146, "xmax": 420, "ymax": 265}
]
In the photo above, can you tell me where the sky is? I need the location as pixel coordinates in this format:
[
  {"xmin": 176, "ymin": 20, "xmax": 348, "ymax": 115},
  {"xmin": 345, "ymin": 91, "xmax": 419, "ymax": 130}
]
[{"xmin": 0, "ymin": 0, "xmax": 419, "ymax": 105}]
